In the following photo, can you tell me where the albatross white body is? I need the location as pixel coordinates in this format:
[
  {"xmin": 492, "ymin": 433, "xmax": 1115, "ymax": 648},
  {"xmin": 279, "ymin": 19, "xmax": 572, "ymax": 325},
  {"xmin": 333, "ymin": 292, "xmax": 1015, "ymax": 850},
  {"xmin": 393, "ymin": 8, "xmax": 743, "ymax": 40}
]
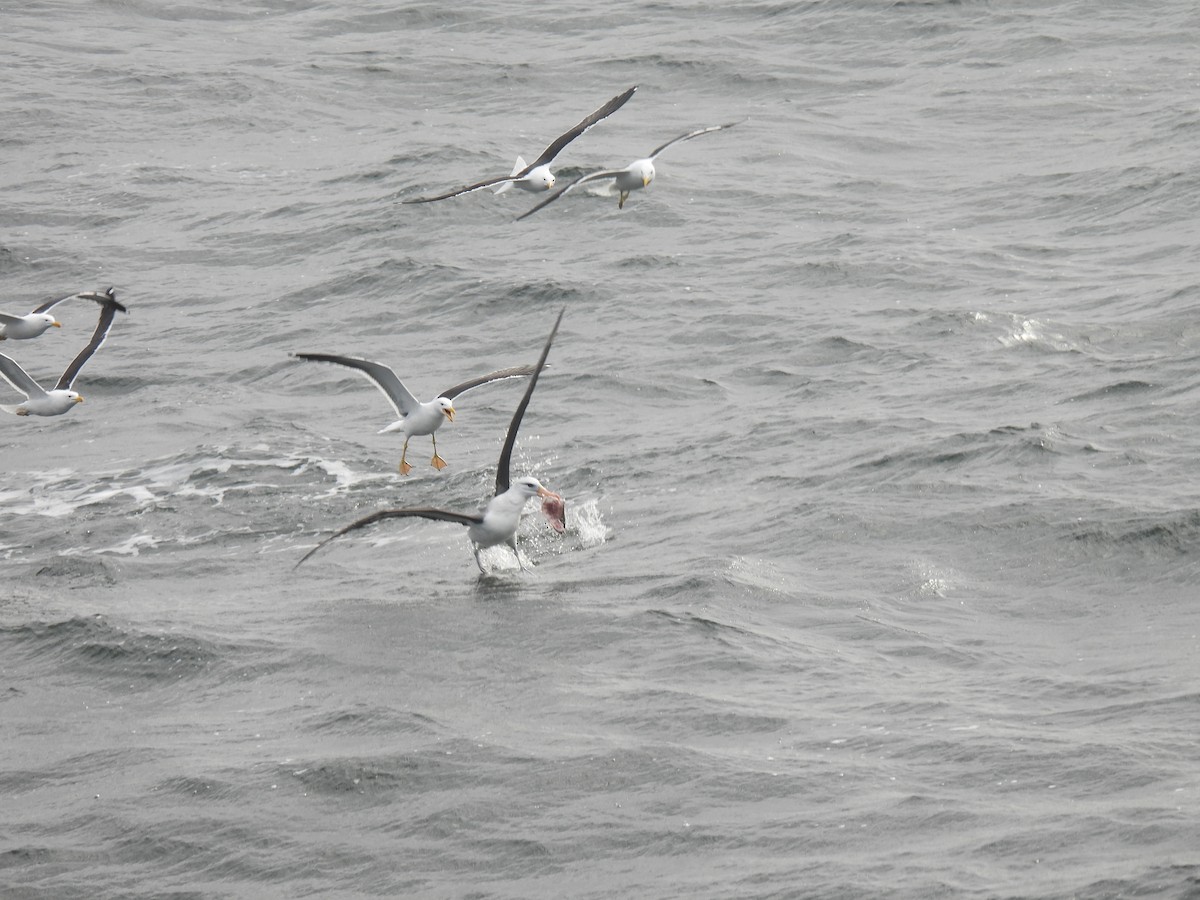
[{"xmin": 466, "ymin": 476, "xmax": 555, "ymax": 568}]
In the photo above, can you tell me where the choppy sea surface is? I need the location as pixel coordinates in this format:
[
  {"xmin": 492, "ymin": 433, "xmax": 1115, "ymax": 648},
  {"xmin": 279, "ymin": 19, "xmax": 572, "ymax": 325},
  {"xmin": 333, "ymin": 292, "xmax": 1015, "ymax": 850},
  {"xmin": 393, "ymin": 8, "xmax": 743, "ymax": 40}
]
[{"xmin": 3, "ymin": 2, "xmax": 1199, "ymax": 897}]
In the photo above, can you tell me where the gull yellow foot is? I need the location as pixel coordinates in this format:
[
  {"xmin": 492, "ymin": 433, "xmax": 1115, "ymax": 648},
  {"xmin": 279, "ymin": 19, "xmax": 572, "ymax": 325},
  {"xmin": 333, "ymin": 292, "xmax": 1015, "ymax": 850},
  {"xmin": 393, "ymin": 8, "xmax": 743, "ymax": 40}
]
[
  {"xmin": 431, "ymin": 454, "xmax": 447, "ymax": 471},
  {"xmin": 399, "ymin": 458, "xmax": 412, "ymax": 476}
]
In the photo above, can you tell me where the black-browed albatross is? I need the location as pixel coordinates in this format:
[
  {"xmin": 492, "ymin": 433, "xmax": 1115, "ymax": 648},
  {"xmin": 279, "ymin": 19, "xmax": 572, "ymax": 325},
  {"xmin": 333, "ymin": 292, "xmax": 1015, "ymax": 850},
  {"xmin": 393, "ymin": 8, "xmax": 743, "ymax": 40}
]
[
  {"xmin": 297, "ymin": 308, "xmax": 565, "ymax": 572},
  {"xmin": 517, "ymin": 121, "xmax": 740, "ymax": 219},
  {"xmin": 292, "ymin": 352, "xmax": 537, "ymax": 475},
  {"xmin": 0, "ymin": 288, "xmax": 127, "ymax": 417},
  {"xmin": 402, "ymin": 86, "xmax": 637, "ymax": 203},
  {"xmin": 0, "ymin": 287, "xmax": 124, "ymax": 341}
]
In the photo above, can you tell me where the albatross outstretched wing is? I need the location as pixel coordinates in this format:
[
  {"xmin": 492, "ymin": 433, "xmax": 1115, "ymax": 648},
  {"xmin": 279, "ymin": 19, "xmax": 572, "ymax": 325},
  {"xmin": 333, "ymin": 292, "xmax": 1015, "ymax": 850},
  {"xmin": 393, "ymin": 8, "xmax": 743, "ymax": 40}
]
[
  {"xmin": 296, "ymin": 507, "xmax": 484, "ymax": 567},
  {"xmin": 494, "ymin": 308, "xmax": 563, "ymax": 497}
]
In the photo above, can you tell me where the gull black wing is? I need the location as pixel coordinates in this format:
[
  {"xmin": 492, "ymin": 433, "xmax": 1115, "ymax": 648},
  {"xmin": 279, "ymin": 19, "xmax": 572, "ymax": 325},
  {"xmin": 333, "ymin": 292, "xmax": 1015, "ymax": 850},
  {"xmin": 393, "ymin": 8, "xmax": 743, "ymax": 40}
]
[
  {"xmin": 296, "ymin": 507, "xmax": 483, "ymax": 567},
  {"xmin": 495, "ymin": 308, "xmax": 563, "ymax": 497},
  {"xmin": 647, "ymin": 121, "xmax": 741, "ymax": 160},
  {"xmin": 0, "ymin": 352, "xmax": 45, "ymax": 397},
  {"xmin": 402, "ymin": 86, "xmax": 636, "ymax": 204},
  {"xmin": 525, "ymin": 85, "xmax": 638, "ymax": 171},
  {"xmin": 516, "ymin": 169, "xmax": 626, "ymax": 221},
  {"xmin": 402, "ymin": 173, "xmax": 519, "ymax": 204},
  {"xmin": 55, "ymin": 291, "xmax": 126, "ymax": 391},
  {"xmin": 32, "ymin": 287, "xmax": 126, "ymax": 316},
  {"xmin": 293, "ymin": 352, "xmax": 420, "ymax": 418},
  {"xmin": 439, "ymin": 364, "xmax": 537, "ymax": 401}
]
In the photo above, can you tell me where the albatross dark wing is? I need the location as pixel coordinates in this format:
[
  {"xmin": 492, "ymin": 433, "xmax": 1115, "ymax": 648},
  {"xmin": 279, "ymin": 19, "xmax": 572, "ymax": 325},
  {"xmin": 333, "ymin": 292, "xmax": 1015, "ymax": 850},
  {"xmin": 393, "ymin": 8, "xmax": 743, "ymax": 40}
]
[
  {"xmin": 55, "ymin": 290, "xmax": 127, "ymax": 391},
  {"xmin": 296, "ymin": 507, "xmax": 484, "ymax": 567},
  {"xmin": 495, "ymin": 308, "xmax": 563, "ymax": 497}
]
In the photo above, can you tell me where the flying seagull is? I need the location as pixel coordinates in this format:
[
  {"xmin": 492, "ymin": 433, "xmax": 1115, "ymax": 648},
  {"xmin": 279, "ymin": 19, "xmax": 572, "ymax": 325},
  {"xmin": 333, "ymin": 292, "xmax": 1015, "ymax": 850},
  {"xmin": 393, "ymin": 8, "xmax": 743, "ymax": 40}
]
[
  {"xmin": 0, "ymin": 287, "xmax": 123, "ymax": 341},
  {"xmin": 402, "ymin": 86, "xmax": 637, "ymax": 203},
  {"xmin": 293, "ymin": 353, "xmax": 538, "ymax": 475},
  {"xmin": 517, "ymin": 122, "xmax": 740, "ymax": 220},
  {"xmin": 297, "ymin": 308, "xmax": 565, "ymax": 572},
  {"xmin": 0, "ymin": 288, "xmax": 127, "ymax": 416}
]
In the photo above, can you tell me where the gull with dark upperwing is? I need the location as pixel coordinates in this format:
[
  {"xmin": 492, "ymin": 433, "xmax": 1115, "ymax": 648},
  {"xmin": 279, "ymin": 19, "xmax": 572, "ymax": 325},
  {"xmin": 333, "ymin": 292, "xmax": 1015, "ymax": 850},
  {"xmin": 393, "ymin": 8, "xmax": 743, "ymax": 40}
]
[
  {"xmin": 292, "ymin": 352, "xmax": 538, "ymax": 475},
  {"xmin": 0, "ymin": 288, "xmax": 127, "ymax": 417},
  {"xmin": 402, "ymin": 86, "xmax": 637, "ymax": 203},
  {"xmin": 517, "ymin": 121, "xmax": 740, "ymax": 220},
  {"xmin": 297, "ymin": 308, "xmax": 566, "ymax": 573},
  {"xmin": 0, "ymin": 287, "xmax": 124, "ymax": 341}
]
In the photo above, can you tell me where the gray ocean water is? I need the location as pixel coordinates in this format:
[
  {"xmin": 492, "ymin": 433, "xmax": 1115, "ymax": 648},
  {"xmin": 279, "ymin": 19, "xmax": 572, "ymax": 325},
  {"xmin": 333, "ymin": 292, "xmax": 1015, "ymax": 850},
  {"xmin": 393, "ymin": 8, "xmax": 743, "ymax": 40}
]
[{"xmin": 3, "ymin": 1, "xmax": 1199, "ymax": 897}]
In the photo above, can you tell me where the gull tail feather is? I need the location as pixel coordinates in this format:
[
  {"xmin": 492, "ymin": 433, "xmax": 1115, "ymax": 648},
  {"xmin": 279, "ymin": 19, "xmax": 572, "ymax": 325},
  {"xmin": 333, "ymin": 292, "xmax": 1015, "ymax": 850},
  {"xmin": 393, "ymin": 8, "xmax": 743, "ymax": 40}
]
[{"xmin": 494, "ymin": 156, "xmax": 526, "ymax": 195}]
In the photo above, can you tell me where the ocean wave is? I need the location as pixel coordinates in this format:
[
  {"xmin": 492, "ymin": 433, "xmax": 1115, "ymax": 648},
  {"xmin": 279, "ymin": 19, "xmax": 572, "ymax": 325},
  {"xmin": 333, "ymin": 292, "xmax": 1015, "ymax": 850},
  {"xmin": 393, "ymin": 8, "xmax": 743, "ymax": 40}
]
[
  {"xmin": 1, "ymin": 443, "xmax": 397, "ymax": 561},
  {"xmin": 0, "ymin": 615, "xmax": 223, "ymax": 684},
  {"xmin": 1069, "ymin": 508, "xmax": 1200, "ymax": 557}
]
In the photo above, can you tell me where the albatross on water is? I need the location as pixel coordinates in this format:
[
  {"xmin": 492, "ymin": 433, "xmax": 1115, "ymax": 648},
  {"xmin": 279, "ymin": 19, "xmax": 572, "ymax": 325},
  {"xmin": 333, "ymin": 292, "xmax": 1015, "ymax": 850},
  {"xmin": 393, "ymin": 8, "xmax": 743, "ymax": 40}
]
[
  {"xmin": 292, "ymin": 353, "xmax": 537, "ymax": 475},
  {"xmin": 0, "ymin": 287, "xmax": 123, "ymax": 341},
  {"xmin": 517, "ymin": 122, "xmax": 740, "ymax": 220},
  {"xmin": 402, "ymin": 86, "xmax": 637, "ymax": 203},
  {"xmin": 297, "ymin": 308, "xmax": 565, "ymax": 573},
  {"xmin": 0, "ymin": 288, "xmax": 127, "ymax": 416}
]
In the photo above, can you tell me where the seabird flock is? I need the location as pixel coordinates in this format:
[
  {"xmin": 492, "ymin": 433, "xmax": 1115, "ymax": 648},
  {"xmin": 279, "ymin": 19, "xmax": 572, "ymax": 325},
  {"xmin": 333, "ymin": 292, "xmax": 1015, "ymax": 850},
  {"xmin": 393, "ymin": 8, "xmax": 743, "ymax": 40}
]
[
  {"xmin": 0, "ymin": 289, "xmax": 127, "ymax": 417},
  {"xmin": 4, "ymin": 85, "xmax": 732, "ymax": 575},
  {"xmin": 403, "ymin": 84, "xmax": 737, "ymax": 217}
]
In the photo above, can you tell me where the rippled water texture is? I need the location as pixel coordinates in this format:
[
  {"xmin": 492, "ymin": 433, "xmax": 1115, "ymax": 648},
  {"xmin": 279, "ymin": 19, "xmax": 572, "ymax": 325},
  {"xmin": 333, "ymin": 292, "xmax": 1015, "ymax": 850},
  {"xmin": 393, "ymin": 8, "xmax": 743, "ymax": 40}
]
[{"xmin": 3, "ymin": 1, "xmax": 1199, "ymax": 897}]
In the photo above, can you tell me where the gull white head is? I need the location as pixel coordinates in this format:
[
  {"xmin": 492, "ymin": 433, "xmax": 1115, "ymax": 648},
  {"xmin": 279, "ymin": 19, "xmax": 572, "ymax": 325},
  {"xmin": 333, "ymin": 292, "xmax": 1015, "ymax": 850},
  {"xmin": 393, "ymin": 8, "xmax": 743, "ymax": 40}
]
[
  {"xmin": 435, "ymin": 396, "xmax": 455, "ymax": 422},
  {"xmin": 1, "ymin": 312, "xmax": 61, "ymax": 340},
  {"xmin": 613, "ymin": 159, "xmax": 657, "ymax": 209},
  {"xmin": 523, "ymin": 164, "xmax": 555, "ymax": 193},
  {"xmin": 632, "ymin": 158, "xmax": 655, "ymax": 188}
]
